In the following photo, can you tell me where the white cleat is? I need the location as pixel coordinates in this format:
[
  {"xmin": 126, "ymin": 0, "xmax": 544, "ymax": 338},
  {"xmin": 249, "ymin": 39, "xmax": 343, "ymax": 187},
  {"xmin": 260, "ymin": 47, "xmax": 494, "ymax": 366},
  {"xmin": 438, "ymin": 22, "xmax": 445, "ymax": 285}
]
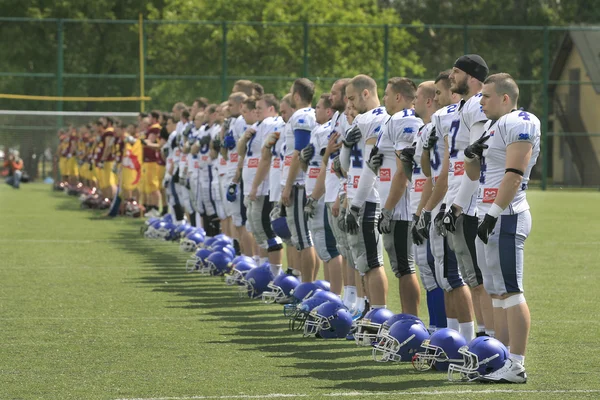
[
  {"xmin": 479, "ymin": 359, "xmax": 527, "ymax": 384},
  {"xmin": 144, "ymin": 209, "xmax": 161, "ymax": 218}
]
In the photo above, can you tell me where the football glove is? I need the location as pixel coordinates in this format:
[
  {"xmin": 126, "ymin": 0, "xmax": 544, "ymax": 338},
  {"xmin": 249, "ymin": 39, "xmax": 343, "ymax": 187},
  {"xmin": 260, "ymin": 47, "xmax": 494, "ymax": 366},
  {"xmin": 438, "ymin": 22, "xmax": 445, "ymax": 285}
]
[
  {"xmin": 422, "ymin": 127, "xmax": 438, "ymax": 151},
  {"xmin": 464, "ymin": 134, "xmax": 490, "ymax": 162},
  {"xmin": 442, "ymin": 204, "xmax": 461, "ymax": 233},
  {"xmin": 226, "ymin": 183, "xmax": 238, "ymax": 202},
  {"xmin": 366, "ymin": 146, "xmax": 384, "ymax": 174},
  {"xmin": 338, "ymin": 208, "xmax": 348, "ymax": 233},
  {"xmin": 304, "ymin": 196, "xmax": 318, "ymax": 220},
  {"xmin": 477, "ymin": 214, "xmax": 497, "ymax": 244},
  {"xmin": 434, "ymin": 204, "xmax": 447, "ymax": 237},
  {"xmin": 332, "ymin": 155, "xmax": 343, "ymax": 177},
  {"xmin": 346, "ymin": 206, "xmax": 361, "ymax": 235},
  {"xmin": 300, "ymin": 143, "xmax": 315, "ymax": 164},
  {"xmin": 269, "ymin": 203, "xmax": 281, "ymax": 220},
  {"xmin": 212, "ymin": 138, "xmax": 221, "ymax": 152},
  {"xmin": 342, "ymin": 125, "xmax": 362, "ymax": 148},
  {"xmin": 377, "ymin": 207, "xmax": 393, "ymax": 235},
  {"xmin": 199, "ymin": 134, "xmax": 211, "ymax": 146},
  {"xmin": 411, "ymin": 214, "xmax": 425, "ymax": 245},
  {"xmin": 417, "ymin": 210, "xmax": 432, "ymax": 239},
  {"xmin": 399, "ymin": 145, "xmax": 416, "ymax": 181}
]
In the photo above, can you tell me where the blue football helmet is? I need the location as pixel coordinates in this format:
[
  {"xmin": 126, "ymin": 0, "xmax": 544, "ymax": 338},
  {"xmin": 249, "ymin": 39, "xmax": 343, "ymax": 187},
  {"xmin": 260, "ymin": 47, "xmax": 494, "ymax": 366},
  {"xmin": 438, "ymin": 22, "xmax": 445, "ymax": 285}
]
[
  {"xmin": 210, "ymin": 243, "xmax": 235, "ymax": 259},
  {"xmin": 144, "ymin": 218, "xmax": 163, "ymax": 239},
  {"xmin": 214, "ymin": 233, "xmax": 233, "ymax": 244},
  {"xmin": 262, "ymin": 274, "xmax": 300, "ymax": 304},
  {"xmin": 447, "ymin": 336, "xmax": 509, "ymax": 382},
  {"xmin": 161, "ymin": 214, "xmax": 174, "ymax": 224},
  {"xmin": 225, "ymin": 259, "xmax": 256, "ymax": 285},
  {"xmin": 271, "ymin": 216, "xmax": 291, "ymax": 239},
  {"xmin": 180, "ymin": 225, "xmax": 196, "ymax": 239},
  {"xmin": 231, "ymin": 255, "xmax": 254, "ymax": 268},
  {"xmin": 180, "ymin": 231, "xmax": 205, "ymax": 252},
  {"xmin": 313, "ymin": 280, "xmax": 331, "ymax": 292},
  {"xmin": 283, "ymin": 282, "xmax": 321, "ymax": 317},
  {"xmin": 174, "ymin": 222, "xmax": 190, "ymax": 238},
  {"xmin": 413, "ymin": 328, "xmax": 467, "ymax": 372},
  {"xmin": 377, "ymin": 313, "xmax": 425, "ymax": 340},
  {"xmin": 288, "ymin": 296, "xmax": 329, "ymax": 331},
  {"xmin": 372, "ymin": 320, "xmax": 430, "ymax": 363},
  {"xmin": 155, "ymin": 221, "xmax": 177, "ymax": 241},
  {"xmin": 186, "ymin": 248, "xmax": 212, "ymax": 273},
  {"xmin": 206, "ymin": 252, "xmax": 233, "ymax": 276},
  {"xmin": 309, "ymin": 290, "xmax": 343, "ymax": 306},
  {"xmin": 354, "ymin": 308, "xmax": 395, "ymax": 347},
  {"xmin": 303, "ymin": 301, "xmax": 353, "ymax": 339},
  {"xmin": 203, "ymin": 237, "xmax": 217, "ymax": 249},
  {"xmin": 239, "ymin": 265, "xmax": 274, "ymax": 299}
]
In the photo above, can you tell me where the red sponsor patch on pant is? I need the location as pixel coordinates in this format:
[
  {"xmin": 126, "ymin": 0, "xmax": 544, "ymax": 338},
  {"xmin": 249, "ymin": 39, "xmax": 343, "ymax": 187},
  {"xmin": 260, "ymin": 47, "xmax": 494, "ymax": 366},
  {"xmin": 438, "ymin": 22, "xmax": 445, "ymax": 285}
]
[
  {"xmin": 380, "ymin": 168, "xmax": 391, "ymax": 182},
  {"xmin": 483, "ymin": 188, "xmax": 498, "ymax": 203}
]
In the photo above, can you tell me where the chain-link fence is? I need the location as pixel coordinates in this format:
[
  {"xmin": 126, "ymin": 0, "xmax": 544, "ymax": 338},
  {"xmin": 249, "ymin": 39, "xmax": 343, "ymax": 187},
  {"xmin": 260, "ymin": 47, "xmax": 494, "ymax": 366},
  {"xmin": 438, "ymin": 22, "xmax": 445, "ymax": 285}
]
[{"xmin": 1, "ymin": 18, "xmax": 599, "ymax": 188}]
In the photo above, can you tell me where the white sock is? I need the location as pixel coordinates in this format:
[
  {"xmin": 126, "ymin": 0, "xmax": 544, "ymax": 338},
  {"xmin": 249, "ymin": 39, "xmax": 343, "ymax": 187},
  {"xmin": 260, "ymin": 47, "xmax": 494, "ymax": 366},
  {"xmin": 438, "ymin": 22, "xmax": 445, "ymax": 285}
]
[
  {"xmin": 253, "ymin": 255, "xmax": 261, "ymax": 264},
  {"xmin": 270, "ymin": 264, "xmax": 282, "ymax": 277},
  {"xmin": 485, "ymin": 329, "xmax": 495, "ymax": 337},
  {"xmin": 477, "ymin": 324, "xmax": 485, "ymax": 333},
  {"xmin": 510, "ymin": 353, "xmax": 525, "ymax": 365},
  {"xmin": 459, "ymin": 321, "xmax": 475, "ymax": 343},
  {"xmin": 342, "ymin": 286, "xmax": 349, "ymax": 305},
  {"xmin": 357, "ymin": 297, "xmax": 366, "ymax": 314},
  {"xmin": 447, "ymin": 318, "xmax": 459, "ymax": 332},
  {"xmin": 260, "ymin": 257, "xmax": 268, "ymax": 265},
  {"xmin": 344, "ymin": 286, "xmax": 357, "ymax": 310}
]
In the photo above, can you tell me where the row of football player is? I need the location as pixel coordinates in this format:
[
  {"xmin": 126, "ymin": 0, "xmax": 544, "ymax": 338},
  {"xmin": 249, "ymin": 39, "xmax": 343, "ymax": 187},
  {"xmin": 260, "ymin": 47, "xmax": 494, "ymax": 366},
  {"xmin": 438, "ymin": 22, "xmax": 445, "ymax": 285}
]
[
  {"xmin": 140, "ymin": 219, "xmax": 512, "ymax": 384},
  {"xmin": 145, "ymin": 55, "xmax": 538, "ymax": 384}
]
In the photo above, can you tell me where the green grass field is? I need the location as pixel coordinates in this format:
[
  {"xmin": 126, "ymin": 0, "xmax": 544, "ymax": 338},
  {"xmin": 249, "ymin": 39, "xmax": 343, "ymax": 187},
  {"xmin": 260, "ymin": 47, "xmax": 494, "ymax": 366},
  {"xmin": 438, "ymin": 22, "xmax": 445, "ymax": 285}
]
[{"xmin": 1, "ymin": 183, "xmax": 599, "ymax": 399}]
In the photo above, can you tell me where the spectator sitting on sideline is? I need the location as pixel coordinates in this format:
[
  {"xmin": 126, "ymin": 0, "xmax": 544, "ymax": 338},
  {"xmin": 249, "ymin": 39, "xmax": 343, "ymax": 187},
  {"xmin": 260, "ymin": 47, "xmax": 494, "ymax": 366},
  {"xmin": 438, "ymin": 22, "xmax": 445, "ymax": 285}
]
[{"xmin": 4, "ymin": 150, "xmax": 24, "ymax": 189}]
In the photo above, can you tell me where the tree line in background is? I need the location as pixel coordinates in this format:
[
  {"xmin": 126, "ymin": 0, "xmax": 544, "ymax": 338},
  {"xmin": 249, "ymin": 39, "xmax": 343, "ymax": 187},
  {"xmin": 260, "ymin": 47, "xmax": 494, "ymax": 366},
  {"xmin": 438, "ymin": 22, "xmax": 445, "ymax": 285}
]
[{"xmin": 0, "ymin": 0, "xmax": 598, "ymax": 114}]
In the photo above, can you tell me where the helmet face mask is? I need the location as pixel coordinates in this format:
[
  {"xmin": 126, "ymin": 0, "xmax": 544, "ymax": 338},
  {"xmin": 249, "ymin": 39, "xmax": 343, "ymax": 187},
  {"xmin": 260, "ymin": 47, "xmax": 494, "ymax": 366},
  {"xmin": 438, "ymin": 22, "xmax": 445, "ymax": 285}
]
[
  {"xmin": 372, "ymin": 320, "xmax": 430, "ymax": 363},
  {"xmin": 447, "ymin": 337, "xmax": 508, "ymax": 382},
  {"xmin": 413, "ymin": 328, "xmax": 468, "ymax": 372}
]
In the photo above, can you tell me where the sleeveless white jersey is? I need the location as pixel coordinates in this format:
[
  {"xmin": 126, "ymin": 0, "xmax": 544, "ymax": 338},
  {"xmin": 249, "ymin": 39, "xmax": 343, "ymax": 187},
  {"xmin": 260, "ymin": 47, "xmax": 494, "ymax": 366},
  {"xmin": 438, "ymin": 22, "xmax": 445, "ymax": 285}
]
[
  {"xmin": 283, "ymin": 108, "xmax": 317, "ymax": 186},
  {"xmin": 410, "ymin": 123, "xmax": 433, "ymax": 215},
  {"xmin": 305, "ymin": 120, "xmax": 331, "ymax": 196},
  {"xmin": 325, "ymin": 111, "xmax": 350, "ymax": 203},
  {"xmin": 478, "ymin": 110, "xmax": 540, "ymax": 216},
  {"xmin": 226, "ymin": 115, "xmax": 247, "ymax": 178},
  {"xmin": 444, "ymin": 94, "xmax": 488, "ymax": 214},
  {"xmin": 347, "ymin": 106, "xmax": 388, "ymax": 201},
  {"xmin": 375, "ymin": 108, "xmax": 422, "ymax": 220},
  {"xmin": 241, "ymin": 121, "xmax": 262, "ymax": 195}
]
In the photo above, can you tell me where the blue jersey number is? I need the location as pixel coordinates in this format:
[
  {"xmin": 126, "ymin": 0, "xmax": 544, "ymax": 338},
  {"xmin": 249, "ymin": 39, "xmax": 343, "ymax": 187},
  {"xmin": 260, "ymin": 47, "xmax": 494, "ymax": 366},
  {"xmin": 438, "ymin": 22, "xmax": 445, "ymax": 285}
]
[
  {"xmin": 351, "ymin": 146, "xmax": 363, "ymax": 168},
  {"xmin": 402, "ymin": 109, "xmax": 416, "ymax": 118},
  {"xmin": 519, "ymin": 111, "xmax": 530, "ymax": 121},
  {"xmin": 479, "ymin": 157, "xmax": 487, "ymax": 184},
  {"xmin": 430, "ymin": 143, "xmax": 441, "ymax": 171},
  {"xmin": 246, "ymin": 135, "xmax": 256, "ymax": 157},
  {"xmin": 449, "ymin": 119, "xmax": 460, "ymax": 158},
  {"xmin": 372, "ymin": 108, "xmax": 384, "ymax": 116}
]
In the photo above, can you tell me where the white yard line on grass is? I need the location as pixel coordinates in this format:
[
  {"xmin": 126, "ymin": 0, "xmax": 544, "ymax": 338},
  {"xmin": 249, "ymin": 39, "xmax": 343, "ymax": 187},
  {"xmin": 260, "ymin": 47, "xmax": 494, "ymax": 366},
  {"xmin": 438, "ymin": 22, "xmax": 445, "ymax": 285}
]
[
  {"xmin": 0, "ymin": 238, "xmax": 148, "ymax": 243},
  {"xmin": 115, "ymin": 389, "xmax": 600, "ymax": 400}
]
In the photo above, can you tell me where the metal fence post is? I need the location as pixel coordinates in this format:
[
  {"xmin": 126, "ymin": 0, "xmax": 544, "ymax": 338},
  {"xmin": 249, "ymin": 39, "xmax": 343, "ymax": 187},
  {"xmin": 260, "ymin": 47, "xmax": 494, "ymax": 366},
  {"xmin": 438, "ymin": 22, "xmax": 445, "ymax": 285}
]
[
  {"xmin": 56, "ymin": 19, "xmax": 64, "ymax": 127},
  {"xmin": 383, "ymin": 24, "xmax": 389, "ymax": 87},
  {"xmin": 541, "ymin": 26, "xmax": 549, "ymax": 191},
  {"xmin": 221, "ymin": 21, "xmax": 228, "ymax": 101},
  {"xmin": 303, "ymin": 22, "xmax": 309, "ymax": 78},
  {"xmin": 463, "ymin": 25, "xmax": 469, "ymax": 54}
]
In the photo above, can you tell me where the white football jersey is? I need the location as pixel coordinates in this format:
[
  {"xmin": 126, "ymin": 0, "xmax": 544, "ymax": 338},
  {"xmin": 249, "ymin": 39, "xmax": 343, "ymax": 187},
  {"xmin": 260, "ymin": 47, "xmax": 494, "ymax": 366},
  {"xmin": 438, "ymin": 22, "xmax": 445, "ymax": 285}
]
[
  {"xmin": 430, "ymin": 103, "xmax": 459, "ymax": 181},
  {"xmin": 263, "ymin": 117, "xmax": 286, "ymax": 202},
  {"xmin": 242, "ymin": 122, "xmax": 261, "ymax": 195},
  {"xmin": 477, "ymin": 110, "xmax": 540, "ymax": 216},
  {"xmin": 177, "ymin": 126, "xmax": 194, "ymax": 176},
  {"xmin": 346, "ymin": 106, "xmax": 388, "ymax": 201},
  {"xmin": 325, "ymin": 111, "xmax": 350, "ymax": 203},
  {"xmin": 305, "ymin": 120, "xmax": 331, "ymax": 196},
  {"xmin": 187, "ymin": 127, "xmax": 202, "ymax": 176},
  {"xmin": 285, "ymin": 108, "xmax": 317, "ymax": 185},
  {"xmin": 280, "ymin": 121, "xmax": 293, "ymax": 187},
  {"xmin": 164, "ymin": 131, "xmax": 178, "ymax": 175},
  {"xmin": 444, "ymin": 94, "xmax": 488, "ymax": 215},
  {"xmin": 226, "ymin": 115, "xmax": 247, "ymax": 177},
  {"xmin": 375, "ymin": 108, "xmax": 422, "ymax": 220},
  {"xmin": 410, "ymin": 123, "xmax": 433, "ymax": 215}
]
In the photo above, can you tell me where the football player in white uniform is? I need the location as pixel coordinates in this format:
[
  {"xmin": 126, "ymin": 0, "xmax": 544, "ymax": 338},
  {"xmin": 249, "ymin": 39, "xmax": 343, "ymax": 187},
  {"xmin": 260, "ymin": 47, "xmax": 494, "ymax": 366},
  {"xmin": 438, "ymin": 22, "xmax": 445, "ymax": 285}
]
[
  {"xmin": 216, "ymin": 102, "xmax": 233, "ymax": 239},
  {"xmin": 373, "ymin": 77, "xmax": 423, "ymax": 316},
  {"xmin": 242, "ymin": 94, "xmax": 285, "ymax": 276},
  {"xmin": 444, "ymin": 74, "xmax": 539, "ymax": 383},
  {"xmin": 341, "ymin": 75, "xmax": 390, "ymax": 311},
  {"xmin": 300, "ymin": 93, "xmax": 343, "ymax": 294},
  {"xmin": 281, "ymin": 78, "xmax": 318, "ymax": 282},
  {"xmin": 410, "ymin": 80, "xmax": 447, "ymax": 331},
  {"xmin": 444, "ymin": 55, "xmax": 494, "ymax": 342},
  {"xmin": 419, "ymin": 71, "xmax": 465, "ymax": 334}
]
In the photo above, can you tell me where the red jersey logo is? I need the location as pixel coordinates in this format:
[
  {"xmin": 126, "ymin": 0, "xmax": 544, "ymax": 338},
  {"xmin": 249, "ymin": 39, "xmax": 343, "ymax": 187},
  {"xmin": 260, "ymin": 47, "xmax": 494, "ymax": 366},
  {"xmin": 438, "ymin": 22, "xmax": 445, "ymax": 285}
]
[
  {"xmin": 454, "ymin": 161, "xmax": 465, "ymax": 176},
  {"xmin": 309, "ymin": 167, "xmax": 320, "ymax": 179},
  {"xmin": 230, "ymin": 153, "xmax": 239, "ymax": 163},
  {"xmin": 194, "ymin": 161, "xmax": 200, "ymax": 169},
  {"xmin": 220, "ymin": 158, "xmax": 227, "ymax": 166},
  {"xmin": 201, "ymin": 156, "xmax": 209, "ymax": 162},
  {"xmin": 273, "ymin": 158, "xmax": 281, "ymax": 168},
  {"xmin": 284, "ymin": 155, "xmax": 292, "ymax": 166},
  {"xmin": 483, "ymin": 188, "xmax": 498, "ymax": 203},
  {"xmin": 353, "ymin": 176, "xmax": 360, "ymax": 188},
  {"xmin": 414, "ymin": 178, "xmax": 426, "ymax": 192},
  {"xmin": 380, "ymin": 168, "xmax": 391, "ymax": 182},
  {"xmin": 248, "ymin": 158, "xmax": 259, "ymax": 168}
]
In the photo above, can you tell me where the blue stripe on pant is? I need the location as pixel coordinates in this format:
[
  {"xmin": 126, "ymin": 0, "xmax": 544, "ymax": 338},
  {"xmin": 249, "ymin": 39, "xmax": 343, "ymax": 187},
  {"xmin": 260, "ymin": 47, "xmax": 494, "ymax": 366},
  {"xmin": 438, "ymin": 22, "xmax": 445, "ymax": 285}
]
[
  {"xmin": 499, "ymin": 214, "xmax": 519, "ymax": 293},
  {"xmin": 323, "ymin": 204, "xmax": 340, "ymax": 259}
]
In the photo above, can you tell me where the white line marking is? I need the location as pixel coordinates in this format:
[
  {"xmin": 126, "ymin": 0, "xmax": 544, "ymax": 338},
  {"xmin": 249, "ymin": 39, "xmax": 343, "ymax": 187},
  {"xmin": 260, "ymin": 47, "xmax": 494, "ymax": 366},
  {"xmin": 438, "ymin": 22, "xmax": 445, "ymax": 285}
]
[
  {"xmin": 114, "ymin": 389, "xmax": 600, "ymax": 400},
  {"xmin": 0, "ymin": 239, "xmax": 148, "ymax": 243}
]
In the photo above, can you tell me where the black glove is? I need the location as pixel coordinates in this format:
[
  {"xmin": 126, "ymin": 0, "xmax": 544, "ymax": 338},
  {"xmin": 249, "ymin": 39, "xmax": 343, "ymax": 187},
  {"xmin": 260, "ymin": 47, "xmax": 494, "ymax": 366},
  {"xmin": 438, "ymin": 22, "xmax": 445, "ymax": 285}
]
[
  {"xmin": 399, "ymin": 146, "xmax": 416, "ymax": 181},
  {"xmin": 477, "ymin": 214, "xmax": 497, "ymax": 244},
  {"xmin": 343, "ymin": 126, "xmax": 362, "ymax": 148},
  {"xmin": 417, "ymin": 210, "xmax": 431, "ymax": 239},
  {"xmin": 212, "ymin": 138, "xmax": 221, "ymax": 152},
  {"xmin": 185, "ymin": 178, "xmax": 191, "ymax": 190},
  {"xmin": 366, "ymin": 146, "xmax": 383, "ymax": 174},
  {"xmin": 422, "ymin": 127, "xmax": 438, "ymax": 151},
  {"xmin": 434, "ymin": 204, "xmax": 447, "ymax": 237},
  {"xmin": 300, "ymin": 144, "xmax": 315, "ymax": 164},
  {"xmin": 465, "ymin": 134, "xmax": 491, "ymax": 161},
  {"xmin": 200, "ymin": 135, "xmax": 211, "ymax": 146},
  {"xmin": 411, "ymin": 214, "xmax": 424, "ymax": 245},
  {"xmin": 332, "ymin": 155, "xmax": 343, "ymax": 177},
  {"xmin": 182, "ymin": 125, "xmax": 193, "ymax": 137},
  {"xmin": 442, "ymin": 204, "xmax": 461, "ymax": 233},
  {"xmin": 377, "ymin": 207, "xmax": 393, "ymax": 235},
  {"xmin": 223, "ymin": 118, "xmax": 232, "ymax": 133},
  {"xmin": 304, "ymin": 196, "xmax": 318, "ymax": 219},
  {"xmin": 346, "ymin": 206, "xmax": 361, "ymax": 235},
  {"xmin": 338, "ymin": 208, "xmax": 347, "ymax": 233}
]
